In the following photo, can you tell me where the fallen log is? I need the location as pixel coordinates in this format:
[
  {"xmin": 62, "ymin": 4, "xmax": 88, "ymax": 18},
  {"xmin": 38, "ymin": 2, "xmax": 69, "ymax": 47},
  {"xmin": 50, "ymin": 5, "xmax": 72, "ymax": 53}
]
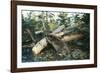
[
  {"xmin": 32, "ymin": 38, "xmax": 47, "ymax": 55},
  {"xmin": 32, "ymin": 33, "xmax": 83, "ymax": 55}
]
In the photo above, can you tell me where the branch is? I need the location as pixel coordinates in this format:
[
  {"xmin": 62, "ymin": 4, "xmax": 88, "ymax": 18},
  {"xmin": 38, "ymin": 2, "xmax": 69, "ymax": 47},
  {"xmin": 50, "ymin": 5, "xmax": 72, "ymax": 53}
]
[
  {"xmin": 22, "ymin": 43, "xmax": 35, "ymax": 48},
  {"xmin": 52, "ymin": 25, "xmax": 65, "ymax": 34},
  {"xmin": 25, "ymin": 28, "xmax": 36, "ymax": 42}
]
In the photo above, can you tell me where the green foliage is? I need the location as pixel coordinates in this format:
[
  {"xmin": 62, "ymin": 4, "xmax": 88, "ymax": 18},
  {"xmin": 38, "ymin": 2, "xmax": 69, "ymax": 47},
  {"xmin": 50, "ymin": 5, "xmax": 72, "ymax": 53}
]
[
  {"xmin": 48, "ymin": 23, "xmax": 58, "ymax": 31},
  {"xmin": 58, "ymin": 12, "xmax": 69, "ymax": 27}
]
